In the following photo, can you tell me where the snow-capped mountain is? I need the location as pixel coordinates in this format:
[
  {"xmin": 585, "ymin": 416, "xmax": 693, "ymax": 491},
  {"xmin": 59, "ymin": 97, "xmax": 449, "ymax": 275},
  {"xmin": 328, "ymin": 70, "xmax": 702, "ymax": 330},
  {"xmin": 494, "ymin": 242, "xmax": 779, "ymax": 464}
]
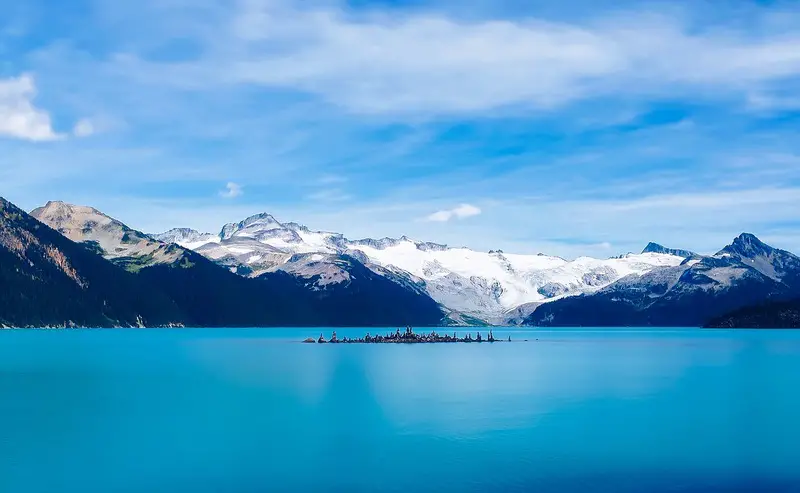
[
  {"xmin": 151, "ymin": 228, "xmax": 218, "ymax": 250},
  {"xmin": 345, "ymin": 238, "xmax": 684, "ymax": 321},
  {"xmin": 154, "ymin": 211, "xmax": 687, "ymax": 322},
  {"xmin": 526, "ymin": 234, "xmax": 800, "ymax": 327}
]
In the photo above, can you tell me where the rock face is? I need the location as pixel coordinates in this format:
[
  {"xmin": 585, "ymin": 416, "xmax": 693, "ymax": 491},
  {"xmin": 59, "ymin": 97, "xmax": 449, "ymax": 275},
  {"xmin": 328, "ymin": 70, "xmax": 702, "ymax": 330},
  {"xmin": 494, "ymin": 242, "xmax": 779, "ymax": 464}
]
[
  {"xmin": 0, "ymin": 197, "xmax": 182, "ymax": 327},
  {"xmin": 641, "ymin": 242, "xmax": 696, "ymax": 259},
  {"xmin": 526, "ymin": 234, "xmax": 800, "ymax": 327}
]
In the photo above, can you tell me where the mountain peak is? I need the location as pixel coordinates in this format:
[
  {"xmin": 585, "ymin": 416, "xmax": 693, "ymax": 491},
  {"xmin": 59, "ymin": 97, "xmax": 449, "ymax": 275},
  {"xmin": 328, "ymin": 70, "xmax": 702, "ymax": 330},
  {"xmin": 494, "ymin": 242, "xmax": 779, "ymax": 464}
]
[
  {"xmin": 642, "ymin": 242, "xmax": 665, "ymax": 253},
  {"xmin": 31, "ymin": 201, "xmax": 184, "ymax": 266},
  {"xmin": 220, "ymin": 212, "xmax": 284, "ymax": 240},
  {"xmin": 735, "ymin": 232, "xmax": 764, "ymax": 244},
  {"xmin": 151, "ymin": 228, "xmax": 217, "ymax": 246},
  {"xmin": 641, "ymin": 242, "xmax": 695, "ymax": 258},
  {"xmin": 32, "ymin": 201, "xmax": 109, "ymax": 222},
  {"xmin": 245, "ymin": 212, "xmax": 279, "ymax": 223},
  {"xmin": 719, "ymin": 233, "xmax": 773, "ymax": 258}
]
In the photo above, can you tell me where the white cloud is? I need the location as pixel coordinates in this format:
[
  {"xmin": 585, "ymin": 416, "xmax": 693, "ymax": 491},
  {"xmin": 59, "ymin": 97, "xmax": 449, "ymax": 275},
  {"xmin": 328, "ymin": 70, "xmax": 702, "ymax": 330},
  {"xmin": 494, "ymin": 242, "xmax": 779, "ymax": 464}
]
[
  {"xmin": 0, "ymin": 74, "xmax": 63, "ymax": 141},
  {"xmin": 219, "ymin": 182, "xmax": 243, "ymax": 198},
  {"xmin": 209, "ymin": 2, "xmax": 800, "ymax": 116},
  {"xmin": 32, "ymin": 2, "xmax": 800, "ymax": 120},
  {"xmin": 72, "ymin": 118, "xmax": 95, "ymax": 137},
  {"xmin": 427, "ymin": 203, "xmax": 482, "ymax": 222}
]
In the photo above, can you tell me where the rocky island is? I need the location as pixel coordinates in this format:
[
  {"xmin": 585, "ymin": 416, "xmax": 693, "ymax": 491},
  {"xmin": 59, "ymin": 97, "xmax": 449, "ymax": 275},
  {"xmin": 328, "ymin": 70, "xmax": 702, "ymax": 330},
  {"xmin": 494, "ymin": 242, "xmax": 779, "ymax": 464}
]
[{"xmin": 304, "ymin": 327, "xmax": 509, "ymax": 343}]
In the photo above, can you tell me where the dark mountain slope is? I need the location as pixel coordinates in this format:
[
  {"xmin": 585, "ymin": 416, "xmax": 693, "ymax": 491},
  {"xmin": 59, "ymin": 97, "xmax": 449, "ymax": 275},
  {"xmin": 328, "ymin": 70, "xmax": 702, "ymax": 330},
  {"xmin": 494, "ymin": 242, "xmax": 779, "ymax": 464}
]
[
  {"xmin": 0, "ymin": 197, "xmax": 182, "ymax": 327},
  {"xmin": 256, "ymin": 255, "xmax": 445, "ymax": 327},
  {"xmin": 132, "ymin": 250, "xmax": 443, "ymax": 327},
  {"xmin": 706, "ymin": 298, "xmax": 800, "ymax": 328}
]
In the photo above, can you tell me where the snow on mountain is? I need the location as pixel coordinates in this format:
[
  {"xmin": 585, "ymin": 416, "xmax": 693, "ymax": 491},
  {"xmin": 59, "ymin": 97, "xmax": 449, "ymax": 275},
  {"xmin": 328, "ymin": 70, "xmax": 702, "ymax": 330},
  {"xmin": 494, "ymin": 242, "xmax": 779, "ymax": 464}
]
[
  {"xmin": 151, "ymin": 228, "xmax": 219, "ymax": 250},
  {"xmin": 154, "ymin": 212, "xmax": 686, "ymax": 322},
  {"xmin": 347, "ymin": 238, "xmax": 684, "ymax": 320}
]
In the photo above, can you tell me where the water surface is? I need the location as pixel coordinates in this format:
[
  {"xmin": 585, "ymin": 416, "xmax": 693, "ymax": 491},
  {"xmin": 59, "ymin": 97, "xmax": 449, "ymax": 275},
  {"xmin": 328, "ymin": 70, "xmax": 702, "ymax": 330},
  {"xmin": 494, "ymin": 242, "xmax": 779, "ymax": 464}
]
[{"xmin": 1, "ymin": 328, "xmax": 799, "ymax": 492}]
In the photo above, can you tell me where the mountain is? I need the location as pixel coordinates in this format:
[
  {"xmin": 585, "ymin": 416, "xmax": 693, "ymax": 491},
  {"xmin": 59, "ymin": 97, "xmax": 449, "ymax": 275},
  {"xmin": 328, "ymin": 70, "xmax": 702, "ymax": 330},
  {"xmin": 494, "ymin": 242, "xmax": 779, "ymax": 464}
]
[
  {"xmin": 33, "ymin": 202, "xmax": 444, "ymax": 327},
  {"xmin": 0, "ymin": 197, "xmax": 182, "ymax": 327},
  {"xmin": 716, "ymin": 233, "xmax": 800, "ymax": 287},
  {"xmin": 31, "ymin": 202, "xmax": 184, "ymax": 270},
  {"xmin": 13, "ymin": 199, "xmax": 799, "ymax": 328},
  {"xmin": 151, "ymin": 228, "xmax": 218, "ymax": 249},
  {"xmin": 642, "ymin": 242, "xmax": 696, "ymax": 259},
  {"xmin": 155, "ymin": 214, "xmax": 686, "ymax": 322},
  {"xmin": 525, "ymin": 234, "xmax": 800, "ymax": 327},
  {"xmin": 344, "ymin": 240, "xmax": 684, "ymax": 322},
  {"xmin": 706, "ymin": 298, "xmax": 800, "ymax": 328}
]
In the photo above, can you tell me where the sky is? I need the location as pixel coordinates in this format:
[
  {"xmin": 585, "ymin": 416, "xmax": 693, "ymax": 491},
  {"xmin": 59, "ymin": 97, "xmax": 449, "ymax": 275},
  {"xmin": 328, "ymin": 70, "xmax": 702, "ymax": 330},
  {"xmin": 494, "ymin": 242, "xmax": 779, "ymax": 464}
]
[{"xmin": 2, "ymin": 0, "xmax": 800, "ymax": 258}]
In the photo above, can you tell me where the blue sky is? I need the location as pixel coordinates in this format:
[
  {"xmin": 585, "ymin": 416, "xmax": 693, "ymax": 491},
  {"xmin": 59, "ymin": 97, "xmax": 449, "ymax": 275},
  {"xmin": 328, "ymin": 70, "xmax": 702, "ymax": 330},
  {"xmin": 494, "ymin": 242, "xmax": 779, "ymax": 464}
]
[{"xmin": 2, "ymin": 0, "xmax": 800, "ymax": 258}]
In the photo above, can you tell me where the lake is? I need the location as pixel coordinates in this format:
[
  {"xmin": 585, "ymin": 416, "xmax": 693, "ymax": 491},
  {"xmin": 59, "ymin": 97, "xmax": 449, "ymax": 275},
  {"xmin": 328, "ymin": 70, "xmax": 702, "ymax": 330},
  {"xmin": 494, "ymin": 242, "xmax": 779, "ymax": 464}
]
[{"xmin": 1, "ymin": 328, "xmax": 799, "ymax": 492}]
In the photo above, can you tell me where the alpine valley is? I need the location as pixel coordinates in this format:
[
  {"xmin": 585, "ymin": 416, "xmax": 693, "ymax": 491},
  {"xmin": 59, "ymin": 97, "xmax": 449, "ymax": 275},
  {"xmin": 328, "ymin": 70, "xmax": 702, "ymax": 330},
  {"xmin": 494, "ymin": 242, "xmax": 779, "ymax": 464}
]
[{"xmin": 2, "ymin": 196, "xmax": 799, "ymax": 328}]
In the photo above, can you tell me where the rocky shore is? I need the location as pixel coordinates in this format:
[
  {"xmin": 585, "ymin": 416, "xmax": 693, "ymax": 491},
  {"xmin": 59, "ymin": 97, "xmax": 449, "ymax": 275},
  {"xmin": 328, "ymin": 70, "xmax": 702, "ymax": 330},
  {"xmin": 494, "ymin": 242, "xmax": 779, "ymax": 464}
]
[{"xmin": 304, "ymin": 327, "xmax": 509, "ymax": 343}]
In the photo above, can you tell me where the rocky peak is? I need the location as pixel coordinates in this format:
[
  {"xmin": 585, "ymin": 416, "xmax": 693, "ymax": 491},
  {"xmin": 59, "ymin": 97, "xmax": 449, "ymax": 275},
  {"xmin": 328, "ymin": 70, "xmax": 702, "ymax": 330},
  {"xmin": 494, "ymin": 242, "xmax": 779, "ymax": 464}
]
[
  {"xmin": 243, "ymin": 212, "xmax": 281, "ymax": 227},
  {"xmin": 30, "ymin": 201, "xmax": 184, "ymax": 267},
  {"xmin": 32, "ymin": 201, "xmax": 103, "ymax": 226},
  {"xmin": 283, "ymin": 222, "xmax": 309, "ymax": 233},
  {"xmin": 418, "ymin": 241, "xmax": 448, "ymax": 252},
  {"xmin": 220, "ymin": 212, "xmax": 284, "ymax": 240},
  {"xmin": 642, "ymin": 242, "xmax": 695, "ymax": 258},
  {"xmin": 151, "ymin": 228, "xmax": 215, "ymax": 244},
  {"xmin": 350, "ymin": 237, "xmax": 402, "ymax": 250},
  {"xmin": 719, "ymin": 233, "xmax": 773, "ymax": 259}
]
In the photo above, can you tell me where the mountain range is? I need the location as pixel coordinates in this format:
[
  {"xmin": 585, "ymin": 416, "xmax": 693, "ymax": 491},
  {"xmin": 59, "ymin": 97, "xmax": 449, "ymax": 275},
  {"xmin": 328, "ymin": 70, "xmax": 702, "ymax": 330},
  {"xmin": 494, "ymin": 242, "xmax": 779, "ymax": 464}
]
[
  {"xmin": 2, "ymin": 196, "xmax": 798, "ymax": 328},
  {"xmin": 152, "ymin": 212, "xmax": 688, "ymax": 323},
  {"xmin": 526, "ymin": 233, "xmax": 800, "ymax": 327},
  {"xmin": 3, "ymin": 200, "xmax": 442, "ymax": 328}
]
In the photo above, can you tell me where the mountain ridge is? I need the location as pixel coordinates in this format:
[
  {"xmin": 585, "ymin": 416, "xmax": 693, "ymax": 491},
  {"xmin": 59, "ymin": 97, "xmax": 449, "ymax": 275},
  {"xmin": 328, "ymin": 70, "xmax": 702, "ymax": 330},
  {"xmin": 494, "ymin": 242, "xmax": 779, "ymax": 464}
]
[
  {"xmin": 152, "ymin": 211, "xmax": 688, "ymax": 322},
  {"xmin": 13, "ymin": 198, "xmax": 798, "ymax": 328},
  {"xmin": 526, "ymin": 232, "xmax": 800, "ymax": 327}
]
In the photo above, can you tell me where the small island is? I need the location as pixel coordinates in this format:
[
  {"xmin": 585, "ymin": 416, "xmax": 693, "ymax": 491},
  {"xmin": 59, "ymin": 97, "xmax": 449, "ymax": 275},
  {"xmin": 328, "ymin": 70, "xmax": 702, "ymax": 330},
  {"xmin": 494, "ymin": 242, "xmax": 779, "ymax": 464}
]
[{"xmin": 304, "ymin": 327, "xmax": 510, "ymax": 344}]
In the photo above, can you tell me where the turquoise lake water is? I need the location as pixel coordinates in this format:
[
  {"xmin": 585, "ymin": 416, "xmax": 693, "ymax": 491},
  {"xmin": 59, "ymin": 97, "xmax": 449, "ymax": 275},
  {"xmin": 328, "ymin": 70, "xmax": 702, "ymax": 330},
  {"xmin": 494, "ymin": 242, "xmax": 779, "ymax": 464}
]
[{"xmin": 1, "ymin": 328, "xmax": 799, "ymax": 492}]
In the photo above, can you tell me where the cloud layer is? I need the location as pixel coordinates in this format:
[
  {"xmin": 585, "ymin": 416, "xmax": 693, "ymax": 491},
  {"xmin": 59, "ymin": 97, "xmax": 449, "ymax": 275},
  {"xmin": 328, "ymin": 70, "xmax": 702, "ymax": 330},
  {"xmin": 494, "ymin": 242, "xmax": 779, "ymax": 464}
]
[
  {"xmin": 120, "ymin": 0, "xmax": 800, "ymax": 116},
  {"xmin": 2, "ymin": 0, "xmax": 800, "ymax": 258}
]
